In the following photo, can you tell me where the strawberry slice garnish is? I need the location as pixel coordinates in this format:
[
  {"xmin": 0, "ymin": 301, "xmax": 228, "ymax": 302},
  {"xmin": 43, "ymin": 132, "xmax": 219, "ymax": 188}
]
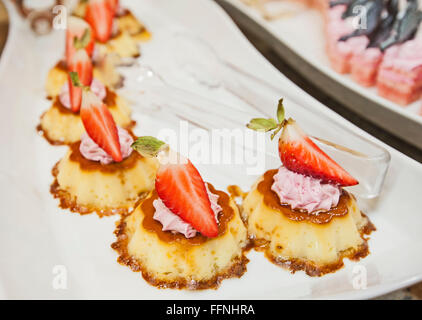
[
  {"xmin": 80, "ymin": 89, "xmax": 122, "ymax": 162},
  {"xmin": 105, "ymin": 0, "xmax": 119, "ymax": 15},
  {"xmin": 132, "ymin": 137, "xmax": 219, "ymax": 238},
  {"xmin": 66, "ymin": 16, "xmax": 94, "ymax": 68},
  {"xmin": 278, "ymin": 119, "xmax": 358, "ymax": 186},
  {"xmin": 70, "ymin": 73, "xmax": 122, "ymax": 162},
  {"xmin": 247, "ymin": 99, "xmax": 358, "ymax": 186},
  {"xmin": 67, "ymin": 49, "xmax": 93, "ymax": 113},
  {"xmin": 85, "ymin": 0, "xmax": 114, "ymax": 43},
  {"xmin": 156, "ymin": 161, "xmax": 219, "ymax": 238}
]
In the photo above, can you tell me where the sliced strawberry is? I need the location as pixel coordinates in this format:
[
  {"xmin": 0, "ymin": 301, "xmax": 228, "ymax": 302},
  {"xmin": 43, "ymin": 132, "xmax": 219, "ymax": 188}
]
[
  {"xmin": 278, "ymin": 119, "xmax": 358, "ymax": 186},
  {"xmin": 85, "ymin": 0, "xmax": 114, "ymax": 43},
  {"xmin": 67, "ymin": 50, "xmax": 93, "ymax": 113},
  {"xmin": 156, "ymin": 160, "xmax": 219, "ymax": 238},
  {"xmin": 66, "ymin": 16, "xmax": 94, "ymax": 68},
  {"xmin": 105, "ymin": 0, "xmax": 119, "ymax": 15},
  {"xmin": 80, "ymin": 90, "xmax": 122, "ymax": 162}
]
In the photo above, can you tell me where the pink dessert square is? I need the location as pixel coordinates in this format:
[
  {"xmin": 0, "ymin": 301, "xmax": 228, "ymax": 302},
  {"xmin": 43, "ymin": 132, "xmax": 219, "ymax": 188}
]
[
  {"xmin": 350, "ymin": 46, "xmax": 383, "ymax": 87},
  {"xmin": 325, "ymin": 5, "xmax": 355, "ymax": 73},
  {"xmin": 377, "ymin": 40, "xmax": 422, "ymax": 105},
  {"xmin": 324, "ymin": 3, "xmax": 383, "ymax": 85}
]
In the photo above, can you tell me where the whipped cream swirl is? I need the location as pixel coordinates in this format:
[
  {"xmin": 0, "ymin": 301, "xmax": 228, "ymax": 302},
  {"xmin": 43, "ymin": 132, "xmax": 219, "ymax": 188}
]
[
  {"xmin": 271, "ymin": 166, "xmax": 340, "ymax": 213},
  {"xmin": 153, "ymin": 185, "xmax": 222, "ymax": 238},
  {"xmin": 79, "ymin": 127, "xmax": 133, "ymax": 165},
  {"xmin": 59, "ymin": 78, "xmax": 106, "ymax": 110}
]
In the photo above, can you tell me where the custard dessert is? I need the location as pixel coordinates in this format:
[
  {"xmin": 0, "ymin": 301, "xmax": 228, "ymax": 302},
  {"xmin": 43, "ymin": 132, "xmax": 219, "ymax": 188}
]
[
  {"xmin": 39, "ymin": 85, "xmax": 132, "ymax": 145},
  {"xmin": 45, "ymin": 2, "xmax": 141, "ymax": 99},
  {"xmin": 74, "ymin": 0, "xmax": 151, "ymax": 58},
  {"xmin": 112, "ymin": 137, "xmax": 249, "ymax": 289},
  {"xmin": 40, "ymin": 46, "xmax": 133, "ymax": 145},
  {"xmin": 45, "ymin": 60, "xmax": 119, "ymax": 100},
  {"xmin": 45, "ymin": 61, "xmax": 72, "ymax": 100},
  {"xmin": 243, "ymin": 169, "xmax": 374, "ymax": 276},
  {"xmin": 45, "ymin": 16, "xmax": 95, "ymax": 98},
  {"xmin": 51, "ymin": 87, "xmax": 157, "ymax": 216},
  {"xmin": 51, "ymin": 133, "xmax": 158, "ymax": 216},
  {"xmin": 244, "ymin": 100, "xmax": 375, "ymax": 276}
]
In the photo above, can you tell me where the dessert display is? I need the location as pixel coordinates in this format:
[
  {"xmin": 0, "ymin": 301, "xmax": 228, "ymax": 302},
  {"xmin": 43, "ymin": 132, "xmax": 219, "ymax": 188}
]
[
  {"xmin": 33, "ymin": 0, "xmax": 390, "ymax": 292},
  {"xmin": 243, "ymin": 100, "xmax": 375, "ymax": 276},
  {"xmin": 51, "ymin": 79, "xmax": 158, "ymax": 216},
  {"xmin": 112, "ymin": 137, "xmax": 249, "ymax": 289},
  {"xmin": 39, "ymin": 47, "xmax": 133, "ymax": 145},
  {"xmin": 46, "ymin": 0, "xmax": 151, "ymax": 98},
  {"xmin": 41, "ymin": 1, "xmax": 154, "ymax": 146}
]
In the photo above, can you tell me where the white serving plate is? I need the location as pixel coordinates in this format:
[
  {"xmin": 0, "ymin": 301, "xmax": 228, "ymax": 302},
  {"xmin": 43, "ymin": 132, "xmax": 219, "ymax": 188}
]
[
  {"xmin": 223, "ymin": 0, "xmax": 422, "ymax": 147},
  {"xmin": 0, "ymin": 0, "xmax": 421, "ymax": 299}
]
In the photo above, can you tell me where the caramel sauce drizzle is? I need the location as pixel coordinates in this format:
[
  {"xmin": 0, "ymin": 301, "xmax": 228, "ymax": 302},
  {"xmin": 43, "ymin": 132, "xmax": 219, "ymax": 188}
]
[
  {"xmin": 141, "ymin": 184, "xmax": 233, "ymax": 245},
  {"xmin": 68, "ymin": 139, "xmax": 142, "ymax": 174},
  {"xmin": 258, "ymin": 169, "xmax": 350, "ymax": 224}
]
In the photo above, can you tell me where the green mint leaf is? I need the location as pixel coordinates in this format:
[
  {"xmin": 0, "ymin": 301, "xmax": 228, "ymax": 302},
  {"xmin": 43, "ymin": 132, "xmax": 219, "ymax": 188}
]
[
  {"xmin": 246, "ymin": 98, "xmax": 287, "ymax": 140},
  {"xmin": 69, "ymin": 72, "xmax": 90, "ymax": 90},
  {"xmin": 277, "ymin": 99, "xmax": 285, "ymax": 124},
  {"xmin": 73, "ymin": 29, "xmax": 91, "ymax": 50},
  {"xmin": 69, "ymin": 72, "xmax": 82, "ymax": 87},
  {"xmin": 246, "ymin": 118, "xmax": 278, "ymax": 132},
  {"xmin": 131, "ymin": 136, "xmax": 168, "ymax": 158}
]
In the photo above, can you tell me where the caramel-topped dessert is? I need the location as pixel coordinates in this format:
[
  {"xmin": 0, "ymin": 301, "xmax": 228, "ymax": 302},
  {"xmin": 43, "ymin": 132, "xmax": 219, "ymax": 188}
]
[
  {"xmin": 243, "ymin": 100, "xmax": 375, "ymax": 276},
  {"xmin": 112, "ymin": 137, "xmax": 249, "ymax": 289},
  {"xmin": 45, "ymin": 0, "xmax": 151, "ymax": 100},
  {"xmin": 258, "ymin": 170, "xmax": 350, "ymax": 224},
  {"xmin": 113, "ymin": 184, "xmax": 248, "ymax": 289},
  {"xmin": 45, "ymin": 60, "xmax": 119, "ymax": 100},
  {"xmin": 141, "ymin": 186, "xmax": 234, "ymax": 245},
  {"xmin": 40, "ymin": 15, "xmax": 134, "ymax": 146},
  {"xmin": 73, "ymin": 0, "xmax": 151, "ymax": 59},
  {"xmin": 243, "ymin": 170, "xmax": 374, "ymax": 276},
  {"xmin": 50, "ymin": 82, "xmax": 158, "ymax": 216},
  {"xmin": 39, "ymin": 87, "xmax": 132, "ymax": 145},
  {"xmin": 45, "ymin": 61, "xmax": 70, "ymax": 99},
  {"xmin": 51, "ymin": 134, "xmax": 158, "ymax": 216}
]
